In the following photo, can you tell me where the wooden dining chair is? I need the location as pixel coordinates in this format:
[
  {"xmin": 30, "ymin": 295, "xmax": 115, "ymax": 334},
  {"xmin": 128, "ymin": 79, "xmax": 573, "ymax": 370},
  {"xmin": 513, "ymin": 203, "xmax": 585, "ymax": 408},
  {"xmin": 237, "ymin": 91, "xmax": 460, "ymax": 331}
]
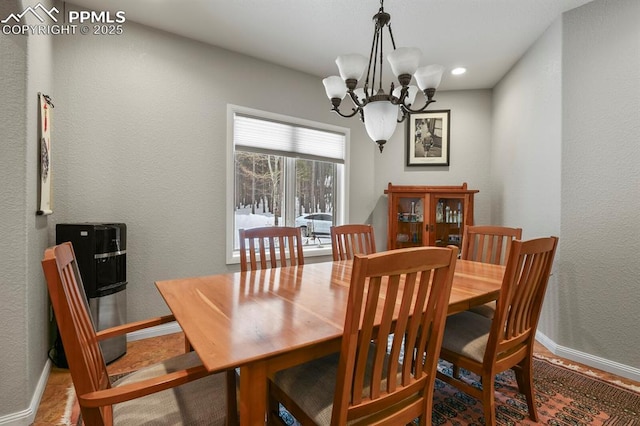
[
  {"xmin": 330, "ymin": 224, "xmax": 377, "ymax": 261},
  {"xmin": 239, "ymin": 226, "xmax": 304, "ymax": 272},
  {"xmin": 437, "ymin": 236, "xmax": 558, "ymax": 426},
  {"xmin": 42, "ymin": 242, "xmax": 238, "ymax": 426},
  {"xmin": 462, "ymin": 225, "xmax": 523, "ymax": 265},
  {"xmin": 461, "ymin": 225, "xmax": 522, "ymax": 318},
  {"xmin": 269, "ymin": 245, "xmax": 459, "ymax": 425}
]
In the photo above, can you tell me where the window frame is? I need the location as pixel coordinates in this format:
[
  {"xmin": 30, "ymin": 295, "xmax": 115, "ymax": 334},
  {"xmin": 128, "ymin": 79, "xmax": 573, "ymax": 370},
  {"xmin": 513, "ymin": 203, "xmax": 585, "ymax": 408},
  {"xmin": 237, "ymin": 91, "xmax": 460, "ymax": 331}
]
[{"xmin": 226, "ymin": 104, "xmax": 350, "ymax": 264}]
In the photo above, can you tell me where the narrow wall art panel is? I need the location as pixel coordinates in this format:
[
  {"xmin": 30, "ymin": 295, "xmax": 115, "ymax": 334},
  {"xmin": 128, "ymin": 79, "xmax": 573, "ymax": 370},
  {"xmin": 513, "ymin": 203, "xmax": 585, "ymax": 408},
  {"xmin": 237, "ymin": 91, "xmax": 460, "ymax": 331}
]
[{"xmin": 37, "ymin": 93, "xmax": 54, "ymax": 215}]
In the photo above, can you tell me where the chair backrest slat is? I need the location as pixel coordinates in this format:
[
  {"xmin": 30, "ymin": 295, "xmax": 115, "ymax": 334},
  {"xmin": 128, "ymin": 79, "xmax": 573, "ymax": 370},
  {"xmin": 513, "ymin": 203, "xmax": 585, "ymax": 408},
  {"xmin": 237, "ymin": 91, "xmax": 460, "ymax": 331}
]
[
  {"xmin": 462, "ymin": 225, "xmax": 523, "ymax": 265},
  {"xmin": 239, "ymin": 226, "xmax": 304, "ymax": 272},
  {"xmin": 488, "ymin": 237, "xmax": 558, "ymax": 362},
  {"xmin": 332, "ymin": 245, "xmax": 458, "ymax": 425},
  {"xmin": 330, "ymin": 224, "xmax": 376, "ymax": 261}
]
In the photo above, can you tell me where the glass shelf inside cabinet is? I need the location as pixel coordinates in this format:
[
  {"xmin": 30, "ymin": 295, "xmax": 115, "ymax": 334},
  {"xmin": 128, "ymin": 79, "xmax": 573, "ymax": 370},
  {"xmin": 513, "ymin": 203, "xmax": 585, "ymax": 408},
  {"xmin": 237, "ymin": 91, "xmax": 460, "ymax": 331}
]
[
  {"xmin": 395, "ymin": 196, "xmax": 423, "ymax": 247},
  {"xmin": 435, "ymin": 198, "xmax": 463, "ymax": 248}
]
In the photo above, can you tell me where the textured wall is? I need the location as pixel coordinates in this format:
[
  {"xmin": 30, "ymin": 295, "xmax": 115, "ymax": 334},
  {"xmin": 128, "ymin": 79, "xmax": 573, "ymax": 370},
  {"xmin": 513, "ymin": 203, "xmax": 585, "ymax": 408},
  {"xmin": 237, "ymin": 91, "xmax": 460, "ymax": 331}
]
[
  {"xmin": 25, "ymin": 5, "xmax": 55, "ymax": 420},
  {"xmin": 493, "ymin": 0, "xmax": 640, "ymax": 371},
  {"xmin": 0, "ymin": 0, "xmax": 52, "ymax": 419},
  {"xmin": 0, "ymin": 1, "xmax": 29, "ymax": 414},
  {"xmin": 491, "ymin": 18, "xmax": 563, "ymax": 340},
  {"xmin": 52, "ymin": 21, "xmax": 375, "ymax": 323},
  {"xmin": 560, "ymin": 0, "xmax": 640, "ymax": 368},
  {"xmin": 491, "ymin": 21, "xmax": 562, "ymax": 237}
]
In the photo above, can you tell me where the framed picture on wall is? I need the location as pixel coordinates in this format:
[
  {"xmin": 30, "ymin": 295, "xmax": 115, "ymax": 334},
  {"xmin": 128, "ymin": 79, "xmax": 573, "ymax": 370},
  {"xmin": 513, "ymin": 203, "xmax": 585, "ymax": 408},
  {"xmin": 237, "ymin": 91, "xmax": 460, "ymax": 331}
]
[{"xmin": 406, "ymin": 109, "xmax": 450, "ymax": 167}]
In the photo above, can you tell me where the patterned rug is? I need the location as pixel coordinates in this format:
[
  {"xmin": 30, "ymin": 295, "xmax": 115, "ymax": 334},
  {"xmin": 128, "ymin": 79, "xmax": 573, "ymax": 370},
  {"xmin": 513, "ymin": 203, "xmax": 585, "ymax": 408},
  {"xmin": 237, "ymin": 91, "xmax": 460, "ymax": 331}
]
[
  {"xmin": 64, "ymin": 356, "xmax": 639, "ymax": 425},
  {"xmin": 278, "ymin": 356, "xmax": 640, "ymax": 426}
]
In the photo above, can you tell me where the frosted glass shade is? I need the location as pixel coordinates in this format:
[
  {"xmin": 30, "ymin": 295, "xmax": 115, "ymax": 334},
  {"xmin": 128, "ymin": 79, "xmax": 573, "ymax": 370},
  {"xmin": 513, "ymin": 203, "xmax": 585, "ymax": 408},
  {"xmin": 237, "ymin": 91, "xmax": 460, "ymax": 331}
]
[
  {"xmin": 322, "ymin": 76, "xmax": 346, "ymax": 99},
  {"xmin": 392, "ymin": 85, "xmax": 419, "ymax": 106},
  {"xmin": 363, "ymin": 101, "xmax": 399, "ymax": 143},
  {"xmin": 353, "ymin": 88, "xmax": 367, "ymax": 104},
  {"xmin": 387, "ymin": 47, "xmax": 421, "ymax": 78},
  {"xmin": 335, "ymin": 54, "xmax": 368, "ymax": 81},
  {"xmin": 415, "ymin": 64, "xmax": 445, "ymax": 91}
]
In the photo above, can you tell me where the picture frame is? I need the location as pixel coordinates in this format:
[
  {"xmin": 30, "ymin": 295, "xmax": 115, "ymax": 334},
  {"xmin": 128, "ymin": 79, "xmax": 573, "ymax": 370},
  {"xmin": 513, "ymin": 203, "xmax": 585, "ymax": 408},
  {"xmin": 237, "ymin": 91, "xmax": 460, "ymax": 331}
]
[
  {"xmin": 406, "ymin": 109, "xmax": 450, "ymax": 166},
  {"xmin": 37, "ymin": 93, "xmax": 54, "ymax": 215}
]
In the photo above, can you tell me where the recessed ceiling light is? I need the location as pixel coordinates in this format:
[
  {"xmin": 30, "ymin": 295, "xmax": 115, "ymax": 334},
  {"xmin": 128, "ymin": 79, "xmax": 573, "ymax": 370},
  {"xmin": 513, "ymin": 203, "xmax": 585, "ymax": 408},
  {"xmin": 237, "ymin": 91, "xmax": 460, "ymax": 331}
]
[{"xmin": 451, "ymin": 67, "xmax": 467, "ymax": 75}]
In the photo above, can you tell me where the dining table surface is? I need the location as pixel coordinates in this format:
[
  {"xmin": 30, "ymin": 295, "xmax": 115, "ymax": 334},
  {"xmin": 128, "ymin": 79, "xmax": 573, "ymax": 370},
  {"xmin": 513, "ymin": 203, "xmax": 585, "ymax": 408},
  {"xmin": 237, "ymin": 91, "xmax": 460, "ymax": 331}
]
[{"xmin": 155, "ymin": 257, "xmax": 505, "ymax": 425}]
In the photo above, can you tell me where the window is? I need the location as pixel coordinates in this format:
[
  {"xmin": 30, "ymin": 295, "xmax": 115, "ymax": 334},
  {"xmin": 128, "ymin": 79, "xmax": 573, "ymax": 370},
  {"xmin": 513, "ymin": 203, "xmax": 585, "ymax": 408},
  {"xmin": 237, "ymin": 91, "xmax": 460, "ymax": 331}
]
[{"xmin": 226, "ymin": 105, "xmax": 349, "ymax": 263}]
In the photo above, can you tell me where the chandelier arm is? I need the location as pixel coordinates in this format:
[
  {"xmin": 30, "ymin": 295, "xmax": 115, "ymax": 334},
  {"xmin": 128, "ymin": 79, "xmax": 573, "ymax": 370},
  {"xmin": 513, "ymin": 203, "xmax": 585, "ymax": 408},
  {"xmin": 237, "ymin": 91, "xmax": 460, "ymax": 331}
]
[
  {"xmin": 402, "ymin": 99, "xmax": 437, "ymax": 114},
  {"xmin": 397, "ymin": 108, "xmax": 408, "ymax": 123},
  {"xmin": 389, "ymin": 85, "xmax": 409, "ymax": 106},
  {"xmin": 331, "ymin": 105, "xmax": 361, "ymax": 119},
  {"xmin": 347, "ymin": 90, "xmax": 367, "ymax": 109}
]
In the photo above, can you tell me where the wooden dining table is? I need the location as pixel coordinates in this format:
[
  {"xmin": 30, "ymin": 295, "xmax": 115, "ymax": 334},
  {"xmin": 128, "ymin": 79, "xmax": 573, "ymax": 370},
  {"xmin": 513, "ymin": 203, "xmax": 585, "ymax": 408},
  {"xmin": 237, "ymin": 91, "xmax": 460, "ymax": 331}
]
[{"xmin": 155, "ymin": 258, "xmax": 505, "ymax": 425}]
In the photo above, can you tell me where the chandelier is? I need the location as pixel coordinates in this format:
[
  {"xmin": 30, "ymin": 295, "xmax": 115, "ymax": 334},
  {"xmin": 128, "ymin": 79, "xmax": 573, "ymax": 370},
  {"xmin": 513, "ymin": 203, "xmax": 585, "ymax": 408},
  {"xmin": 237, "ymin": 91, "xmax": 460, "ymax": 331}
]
[{"xmin": 322, "ymin": 0, "xmax": 444, "ymax": 152}]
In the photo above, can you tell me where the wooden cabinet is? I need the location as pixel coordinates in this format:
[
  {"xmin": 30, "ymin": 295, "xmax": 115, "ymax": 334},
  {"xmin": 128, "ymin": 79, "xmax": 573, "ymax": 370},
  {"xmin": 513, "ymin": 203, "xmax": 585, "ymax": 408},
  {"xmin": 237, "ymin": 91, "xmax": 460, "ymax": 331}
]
[{"xmin": 385, "ymin": 182, "xmax": 478, "ymax": 250}]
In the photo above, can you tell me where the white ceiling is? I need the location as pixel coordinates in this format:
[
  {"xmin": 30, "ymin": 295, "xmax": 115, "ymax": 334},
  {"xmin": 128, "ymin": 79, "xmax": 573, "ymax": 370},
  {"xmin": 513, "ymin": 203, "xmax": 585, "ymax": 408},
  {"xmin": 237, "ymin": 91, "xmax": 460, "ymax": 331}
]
[{"xmin": 67, "ymin": 0, "xmax": 593, "ymax": 91}]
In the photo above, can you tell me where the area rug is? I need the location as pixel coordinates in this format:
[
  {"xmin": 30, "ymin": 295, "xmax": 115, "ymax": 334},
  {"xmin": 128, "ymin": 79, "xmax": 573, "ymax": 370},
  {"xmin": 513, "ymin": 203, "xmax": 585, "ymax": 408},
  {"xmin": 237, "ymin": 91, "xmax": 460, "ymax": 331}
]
[
  {"xmin": 63, "ymin": 357, "xmax": 639, "ymax": 425},
  {"xmin": 278, "ymin": 356, "xmax": 640, "ymax": 426}
]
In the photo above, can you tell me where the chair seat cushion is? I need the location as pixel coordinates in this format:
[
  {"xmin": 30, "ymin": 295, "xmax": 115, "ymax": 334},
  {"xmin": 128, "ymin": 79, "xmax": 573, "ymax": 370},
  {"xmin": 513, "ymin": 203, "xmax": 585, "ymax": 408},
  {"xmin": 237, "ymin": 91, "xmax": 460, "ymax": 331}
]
[
  {"xmin": 112, "ymin": 351, "xmax": 227, "ymax": 425},
  {"xmin": 441, "ymin": 311, "xmax": 492, "ymax": 363},
  {"xmin": 468, "ymin": 301, "xmax": 496, "ymax": 319},
  {"xmin": 274, "ymin": 352, "xmax": 339, "ymax": 425},
  {"xmin": 272, "ymin": 344, "xmax": 393, "ymax": 425}
]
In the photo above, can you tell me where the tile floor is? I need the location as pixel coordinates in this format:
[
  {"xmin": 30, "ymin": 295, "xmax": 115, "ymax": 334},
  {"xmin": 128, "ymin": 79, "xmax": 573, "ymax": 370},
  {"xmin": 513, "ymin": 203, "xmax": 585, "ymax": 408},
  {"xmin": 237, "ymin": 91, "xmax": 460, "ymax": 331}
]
[
  {"xmin": 33, "ymin": 333, "xmax": 638, "ymax": 425},
  {"xmin": 33, "ymin": 333, "xmax": 186, "ymax": 425}
]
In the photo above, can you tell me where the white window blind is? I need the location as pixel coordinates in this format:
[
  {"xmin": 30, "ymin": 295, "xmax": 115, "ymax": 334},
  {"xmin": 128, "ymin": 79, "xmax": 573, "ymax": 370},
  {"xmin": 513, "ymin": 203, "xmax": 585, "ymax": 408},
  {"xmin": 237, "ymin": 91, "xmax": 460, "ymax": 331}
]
[{"xmin": 234, "ymin": 114, "xmax": 345, "ymax": 164}]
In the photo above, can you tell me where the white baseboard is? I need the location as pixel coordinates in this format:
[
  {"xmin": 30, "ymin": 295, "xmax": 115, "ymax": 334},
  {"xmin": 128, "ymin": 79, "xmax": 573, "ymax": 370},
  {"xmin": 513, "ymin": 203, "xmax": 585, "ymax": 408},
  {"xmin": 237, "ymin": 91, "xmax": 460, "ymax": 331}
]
[
  {"xmin": 536, "ymin": 331, "xmax": 640, "ymax": 383},
  {"xmin": 0, "ymin": 359, "xmax": 51, "ymax": 426}
]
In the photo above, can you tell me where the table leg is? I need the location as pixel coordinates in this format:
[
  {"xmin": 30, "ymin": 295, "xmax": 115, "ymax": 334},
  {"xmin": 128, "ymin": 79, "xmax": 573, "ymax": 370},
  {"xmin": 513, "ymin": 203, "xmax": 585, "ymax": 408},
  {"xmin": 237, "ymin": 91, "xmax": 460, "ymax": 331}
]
[{"xmin": 240, "ymin": 361, "xmax": 268, "ymax": 425}]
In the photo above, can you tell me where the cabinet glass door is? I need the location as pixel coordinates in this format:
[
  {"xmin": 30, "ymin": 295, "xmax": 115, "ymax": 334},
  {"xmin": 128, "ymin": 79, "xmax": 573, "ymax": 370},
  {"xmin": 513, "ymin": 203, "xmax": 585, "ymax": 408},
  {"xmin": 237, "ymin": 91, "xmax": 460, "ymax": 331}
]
[
  {"xmin": 393, "ymin": 196, "xmax": 425, "ymax": 248},
  {"xmin": 434, "ymin": 197, "xmax": 464, "ymax": 248}
]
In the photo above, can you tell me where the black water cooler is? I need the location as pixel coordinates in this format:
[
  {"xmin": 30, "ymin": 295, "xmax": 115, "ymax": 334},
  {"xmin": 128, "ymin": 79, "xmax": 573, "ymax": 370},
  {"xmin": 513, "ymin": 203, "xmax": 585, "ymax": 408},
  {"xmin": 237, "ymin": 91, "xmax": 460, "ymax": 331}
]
[{"xmin": 56, "ymin": 223, "xmax": 128, "ymax": 363}]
